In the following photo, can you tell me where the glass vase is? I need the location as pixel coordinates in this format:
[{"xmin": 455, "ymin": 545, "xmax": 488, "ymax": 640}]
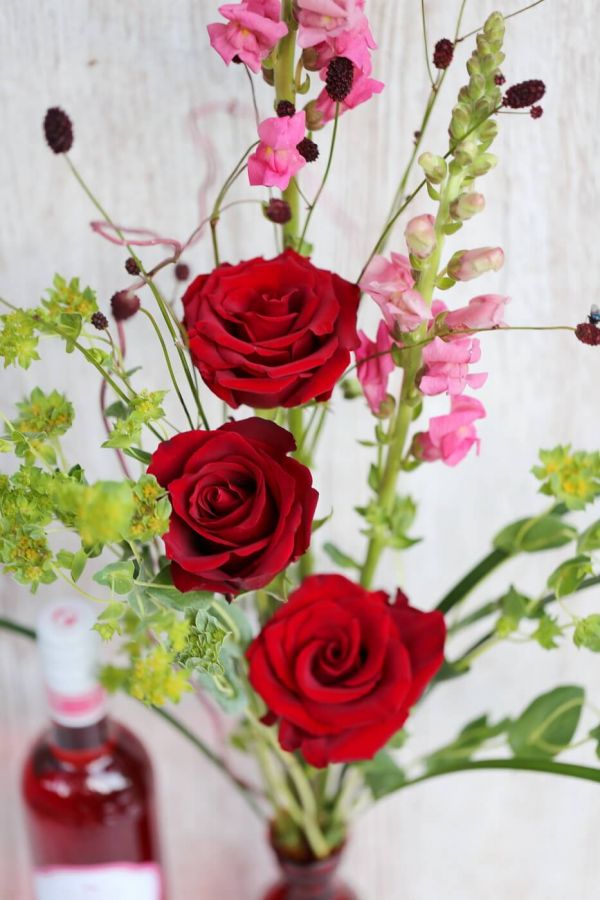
[{"xmin": 263, "ymin": 842, "xmax": 358, "ymax": 900}]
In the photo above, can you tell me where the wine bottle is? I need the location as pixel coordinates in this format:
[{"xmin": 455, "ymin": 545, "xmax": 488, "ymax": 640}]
[{"xmin": 21, "ymin": 599, "xmax": 165, "ymax": 899}]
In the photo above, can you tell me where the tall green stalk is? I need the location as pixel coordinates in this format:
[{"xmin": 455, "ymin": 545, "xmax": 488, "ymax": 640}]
[{"xmin": 276, "ymin": 0, "xmax": 300, "ymax": 247}]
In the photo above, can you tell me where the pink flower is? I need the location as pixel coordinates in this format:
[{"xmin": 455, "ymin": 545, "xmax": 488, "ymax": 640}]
[
  {"xmin": 419, "ymin": 337, "xmax": 487, "ymax": 396},
  {"xmin": 315, "ymin": 68, "xmax": 384, "ymax": 123},
  {"xmin": 405, "ymin": 214, "xmax": 436, "ymax": 259},
  {"xmin": 360, "ymin": 253, "xmax": 429, "ymax": 333},
  {"xmin": 444, "ymin": 294, "xmax": 509, "ymax": 331},
  {"xmin": 295, "ymin": 0, "xmax": 365, "ymax": 49},
  {"xmin": 304, "ymin": 14, "xmax": 376, "ymax": 72},
  {"xmin": 447, "ymin": 247, "xmax": 504, "ymax": 282},
  {"xmin": 248, "ymin": 112, "xmax": 307, "ymax": 189},
  {"xmin": 356, "ymin": 321, "xmax": 395, "ymax": 415},
  {"xmin": 246, "ymin": 0, "xmax": 281, "ymax": 18},
  {"xmin": 208, "ymin": 3, "xmax": 288, "ymax": 74},
  {"xmin": 414, "ymin": 396, "xmax": 487, "ymax": 466}
]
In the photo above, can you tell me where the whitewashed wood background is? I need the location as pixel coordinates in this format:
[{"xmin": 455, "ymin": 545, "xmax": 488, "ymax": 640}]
[{"xmin": 2, "ymin": 0, "xmax": 600, "ymax": 897}]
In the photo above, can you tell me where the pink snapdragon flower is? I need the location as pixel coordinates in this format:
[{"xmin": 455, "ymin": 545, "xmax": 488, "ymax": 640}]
[
  {"xmin": 355, "ymin": 321, "xmax": 395, "ymax": 415},
  {"xmin": 208, "ymin": 3, "xmax": 288, "ymax": 73},
  {"xmin": 419, "ymin": 336, "xmax": 487, "ymax": 396},
  {"xmin": 444, "ymin": 294, "xmax": 509, "ymax": 331},
  {"xmin": 360, "ymin": 253, "xmax": 429, "ymax": 334},
  {"xmin": 303, "ymin": 13, "xmax": 376, "ymax": 73},
  {"xmin": 248, "ymin": 112, "xmax": 307, "ymax": 189},
  {"xmin": 404, "ymin": 214, "xmax": 436, "ymax": 259},
  {"xmin": 414, "ymin": 396, "xmax": 487, "ymax": 466},
  {"xmin": 315, "ymin": 67, "xmax": 384, "ymax": 123},
  {"xmin": 447, "ymin": 247, "xmax": 504, "ymax": 282},
  {"xmin": 295, "ymin": 0, "xmax": 365, "ymax": 48}
]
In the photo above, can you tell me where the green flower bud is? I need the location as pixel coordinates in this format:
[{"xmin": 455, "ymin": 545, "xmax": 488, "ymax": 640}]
[
  {"xmin": 418, "ymin": 152, "xmax": 447, "ymax": 184},
  {"xmin": 450, "ymin": 192, "xmax": 486, "ymax": 220},
  {"xmin": 468, "ymin": 153, "xmax": 497, "ymax": 176},
  {"xmin": 341, "ymin": 377, "xmax": 362, "ymax": 400}
]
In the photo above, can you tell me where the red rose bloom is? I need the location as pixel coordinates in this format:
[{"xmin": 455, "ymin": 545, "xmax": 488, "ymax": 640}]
[
  {"xmin": 148, "ymin": 418, "xmax": 318, "ymax": 595},
  {"xmin": 182, "ymin": 249, "xmax": 360, "ymax": 409},
  {"xmin": 247, "ymin": 574, "xmax": 446, "ymax": 767}
]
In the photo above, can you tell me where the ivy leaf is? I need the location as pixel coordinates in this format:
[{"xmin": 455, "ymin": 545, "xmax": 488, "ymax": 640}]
[
  {"xmin": 93, "ymin": 560, "xmax": 135, "ymax": 595},
  {"xmin": 493, "ymin": 515, "xmax": 577, "ymax": 555},
  {"xmin": 508, "ymin": 686, "xmax": 584, "ymax": 759},
  {"xmin": 573, "ymin": 615, "xmax": 600, "ymax": 652},
  {"xmin": 359, "ymin": 752, "xmax": 406, "ymax": 799},
  {"xmin": 547, "ymin": 555, "xmax": 593, "ymax": 599},
  {"xmin": 323, "ymin": 542, "xmax": 361, "ymax": 570}
]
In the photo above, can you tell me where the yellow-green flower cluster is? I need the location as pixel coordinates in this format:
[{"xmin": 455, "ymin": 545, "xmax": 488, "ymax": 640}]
[
  {"xmin": 126, "ymin": 475, "xmax": 171, "ymax": 543},
  {"xmin": 533, "ymin": 446, "xmax": 600, "ymax": 510},
  {"xmin": 42, "ymin": 274, "xmax": 98, "ymax": 319},
  {"xmin": 0, "ymin": 309, "xmax": 41, "ymax": 369},
  {"xmin": 103, "ymin": 391, "xmax": 167, "ymax": 450}
]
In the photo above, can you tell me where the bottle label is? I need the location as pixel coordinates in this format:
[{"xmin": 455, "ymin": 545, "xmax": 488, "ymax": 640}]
[{"xmin": 34, "ymin": 862, "xmax": 163, "ymax": 899}]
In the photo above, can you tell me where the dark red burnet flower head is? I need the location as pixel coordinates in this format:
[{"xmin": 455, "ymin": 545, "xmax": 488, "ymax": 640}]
[
  {"xmin": 182, "ymin": 249, "xmax": 360, "ymax": 409},
  {"xmin": 111, "ymin": 290, "xmax": 141, "ymax": 321},
  {"xmin": 575, "ymin": 322, "xmax": 600, "ymax": 346},
  {"xmin": 503, "ymin": 79, "xmax": 546, "ymax": 109},
  {"xmin": 433, "ymin": 38, "xmax": 454, "ymax": 70},
  {"xmin": 147, "ymin": 417, "xmax": 318, "ymax": 595},
  {"xmin": 43, "ymin": 107, "xmax": 73, "ymax": 154},
  {"xmin": 264, "ymin": 198, "xmax": 292, "ymax": 224},
  {"xmin": 247, "ymin": 574, "xmax": 446, "ymax": 767},
  {"xmin": 325, "ymin": 57, "xmax": 354, "ymax": 102}
]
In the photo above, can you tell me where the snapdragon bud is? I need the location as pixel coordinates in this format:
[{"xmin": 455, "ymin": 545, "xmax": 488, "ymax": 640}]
[
  {"xmin": 304, "ymin": 100, "xmax": 324, "ymax": 131},
  {"xmin": 405, "ymin": 214, "xmax": 436, "ymax": 259},
  {"xmin": 447, "ymin": 247, "xmax": 504, "ymax": 281},
  {"xmin": 418, "ymin": 152, "xmax": 447, "ymax": 184},
  {"xmin": 450, "ymin": 192, "xmax": 486, "ymax": 221}
]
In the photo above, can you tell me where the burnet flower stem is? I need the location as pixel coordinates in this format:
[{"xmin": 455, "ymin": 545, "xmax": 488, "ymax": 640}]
[{"xmin": 139, "ymin": 308, "xmax": 195, "ymax": 430}]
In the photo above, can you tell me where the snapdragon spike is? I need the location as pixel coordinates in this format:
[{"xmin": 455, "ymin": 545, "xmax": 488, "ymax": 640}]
[
  {"xmin": 503, "ymin": 79, "xmax": 546, "ymax": 109},
  {"xmin": 111, "ymin": 291, "xmax": 141, "ymax": 321},
  {"xmin": 43, "ymin": 107, "xmax": 73, "ymax": 154},
  {"xmin": 325, "ymin": 57, "xmax": 354, "ymax": 102},
  {"xmin": 297, "ymin": 137, "xmax": 320, "ymax": 162},
  {"xmin": 575, "ymin": 322, "xmax": 600, "ymax": 346},
  {"xmin": 433, "ymin": 39, "xmax": 454, "ymax": 70}
]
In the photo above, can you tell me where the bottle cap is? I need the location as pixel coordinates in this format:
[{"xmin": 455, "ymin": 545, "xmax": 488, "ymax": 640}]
[{"xmin": 37, "ymin": 600, "xmax": 107, "ymax": 728}]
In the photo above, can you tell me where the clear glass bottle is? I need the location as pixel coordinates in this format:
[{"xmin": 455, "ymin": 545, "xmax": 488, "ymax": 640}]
[{"xmin": 21, "ymin": 599, "xmax": 165, "ymax": 899}]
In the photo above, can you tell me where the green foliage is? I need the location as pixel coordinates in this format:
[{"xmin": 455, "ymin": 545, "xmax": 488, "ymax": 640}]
[
  {"xmin": 508, "ymin": 686, "xmax": 584, "ymax": 759},
  {"xmin": 323, "ymin": 542, "xmax": 360, "ymax": 570},
  {"xmin": 125, "ymin": 475, "xmax": 171, "ymax": 543},
  {"xmin": 577, "ymin": 520, "xmax": 600, "ymax": 554},
  {"xmin": 54, "ymin": 480, "xmax": 136, "ymax": 547},
  {"xmin": 359, "ymin": 752, "xmax": 406, "ymax": 799},
  {"xmin": 94, "ymin": 560, "xmax": 136, "ymax": 596},
  {"xmin": 425, "ymin": 715, "xmax": 509, "ymax": 771},
  {"xmin": 531, "ymin": 614, "xmax": 563, "ymax": 650},
  {"xmin": 533, "ymin": 446, "xmax": 600, "ymax": 511},
  {"xmin": 0, "ymin": 309, "xmax": 41, "ymax": 369},
  {"xmin": 547, "ymin": 556, "xmax": 593, "ymax": 599},
  {"xmin": 103, "ymin": 391, "xmax": 167, "ymax": 450},
  {"xmin": 494, "ymin": 586, "xmax": 529, "ymax": 637},
  {"xmin": 493, "ymin": 515, "xmax": 577, "ymax": 555},
  {"xmin": 356, "ymin": 494, "xmax": 419, "ymax": 550},
  {"xmin": 13, "ymin": 388, "xmax": 74, "ymax": 439},
  {"xmin": 573, "ymin": 616, "xmax": 600, "ymax": 653},
  {"xmin": 43, "ymin": 275, "xmax": 98, "ymax": 320},
  {"xmin": 589, "ymin": 724, "xmax": 600, "ymax": 759}
]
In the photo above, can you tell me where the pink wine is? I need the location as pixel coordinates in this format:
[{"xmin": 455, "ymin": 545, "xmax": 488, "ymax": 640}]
[{"xmin": 21, "ymin": 600, "xmax": 165, "ymax": 899}]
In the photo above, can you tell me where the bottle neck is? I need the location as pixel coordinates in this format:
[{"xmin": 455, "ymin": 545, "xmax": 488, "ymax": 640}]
[{"xmin": 49, "ymin": 715, "xmax": 112, "ymax": 757}]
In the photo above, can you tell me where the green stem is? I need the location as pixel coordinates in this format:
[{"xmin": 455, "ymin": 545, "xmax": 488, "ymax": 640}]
[
  {"xmin": 437, "ymin": 548, "xmax": 510, "ymax": 614},
  {"xmin": 139, "ymin": 308, "xmax": 195, "ymax": 430},
  {"xmin": 300, "ymin": 103, "xmax": 341, "ymax": 247},
  {"xmin": 399, "ymin": 757, "xmax": 600, "ymax": 791},
  {"xmin": 275, "ymin": 0, "xmax": 300, "ymax": 247},
  {"xmin": 420, "ymin": 0, "xmax": 435, "ymax": 88},
  {"xmin": 0, "ymin": 616, "xmax": 35, "ymax": 640}
]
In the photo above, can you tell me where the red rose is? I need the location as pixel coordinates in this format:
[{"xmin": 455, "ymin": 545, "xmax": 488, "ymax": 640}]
[
  {"xmin": 182, "ymin": 249, "xmax": 360, "ymax": 409},
  {"xmin": 147, "ymin": 418, "xmax": 318, "ymax": 595},
  {"xmin": 247, "ymin": 574, "xmax": 446, "ymax": 767}
]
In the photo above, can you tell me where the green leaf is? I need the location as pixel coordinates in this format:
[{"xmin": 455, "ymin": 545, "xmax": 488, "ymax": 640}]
[
  {"xmin": 589, "ymin": 724, "xmax": 600, "ymax": 760},
  {"xmin": 312, "ymin": 511, "xmax": 333, "ymax": 533},
  {"xmin": 70, "ymin": 549, "xmax": 87, "ymax": 582},
  {"xmin": 323, "ymin": 542, "xmax": 360, "ymax": 570},
  {"xmin": 573, "ymin": 615, "xmax": 600, "ymax": 652},
  {"xmin": 359, "ymin": 751, "xmax": 406, "ymax": 799},
  {"xmin": 493, "ymin": 515, "xmax": 577, "ymax": 555},
  {"xmin": 426, "ymin": 715, "xmax": 510, "ymax": 770},
  {"xmin": 531, "ymin": 614, "xmax": 563, "ymax": 650},
  {"xmin": 577, "ymin": 520, "xmax": 600, "ymax": 554},
  {"xmin": 426, "ymin": 181, "xmax": 440, "ymax": 201},
  {"xmin": 508, "ymin": 686, "xmax": 584, "ymax": 759},
  {"xmin": 495, "ymin": 586, "xmax": 528, "ymax": 637},
  {"xmin": 93, "ymin": 560, "xmax": 135, "ymax": 595},
  {"xmin": 123, "ymin": 447, "xmax": 153, "ymax": 464},
  {"xmin": 547, "ymin": 555, "xmax": 593, "ymax": 599}
]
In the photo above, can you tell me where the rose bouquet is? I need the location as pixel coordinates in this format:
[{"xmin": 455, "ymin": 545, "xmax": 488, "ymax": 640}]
[{"xmin": 2, "ymin": 0, "xmax": 600, "ymax": 894}]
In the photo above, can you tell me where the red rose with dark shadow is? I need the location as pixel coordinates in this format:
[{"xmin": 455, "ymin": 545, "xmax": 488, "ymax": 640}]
[
  {"xmin": 247, "ymin": 574, "xmax": 446, "ymax": 766},
  {"xmin": 182, "ymin": 249, "xmax": 360, "ymax": 409},
  {"xmin": 148, "ymin": 418, "xmax": 318, "ymax": 595}
]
